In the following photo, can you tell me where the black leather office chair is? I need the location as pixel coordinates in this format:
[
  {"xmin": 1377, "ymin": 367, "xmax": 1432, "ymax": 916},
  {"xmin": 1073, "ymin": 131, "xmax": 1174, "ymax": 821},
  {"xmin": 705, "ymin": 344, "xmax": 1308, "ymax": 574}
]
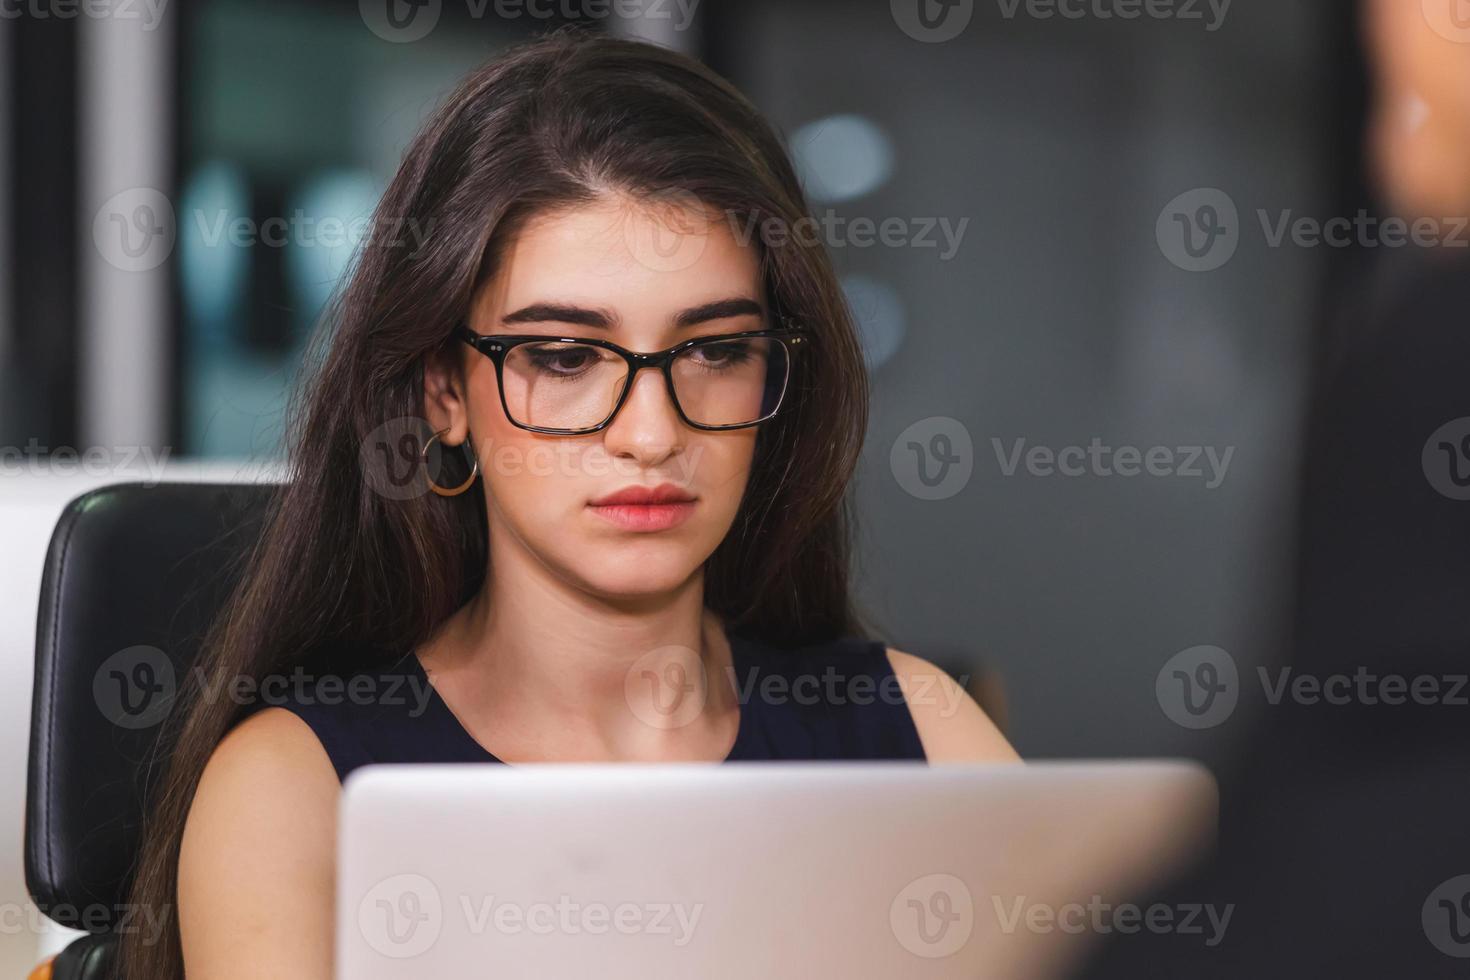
[{"xmin": 25, "ymin": 482, "xmax": 276, "ymax": 979}]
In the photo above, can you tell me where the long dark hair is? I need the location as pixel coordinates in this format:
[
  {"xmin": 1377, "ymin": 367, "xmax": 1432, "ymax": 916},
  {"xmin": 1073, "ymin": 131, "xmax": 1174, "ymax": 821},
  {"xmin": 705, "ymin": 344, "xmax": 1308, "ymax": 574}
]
[{"xmin": 119, "ymin": 26, "xmax": 872, "ymax": 979}]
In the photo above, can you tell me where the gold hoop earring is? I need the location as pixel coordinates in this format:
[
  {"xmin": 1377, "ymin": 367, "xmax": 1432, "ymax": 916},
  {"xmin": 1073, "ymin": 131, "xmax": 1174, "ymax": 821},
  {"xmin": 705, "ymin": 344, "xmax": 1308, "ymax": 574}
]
[{"xmin": 421, "ymin": 427, "xmax": 480, "ymax": 497}]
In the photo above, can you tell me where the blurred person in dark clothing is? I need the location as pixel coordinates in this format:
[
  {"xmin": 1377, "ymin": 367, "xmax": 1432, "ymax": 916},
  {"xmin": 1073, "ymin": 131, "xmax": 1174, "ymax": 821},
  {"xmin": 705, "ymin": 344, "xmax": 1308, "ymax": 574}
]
[{"xmin": 1070, "ymin": 2, "xmax": 1470, "ymax": 976}]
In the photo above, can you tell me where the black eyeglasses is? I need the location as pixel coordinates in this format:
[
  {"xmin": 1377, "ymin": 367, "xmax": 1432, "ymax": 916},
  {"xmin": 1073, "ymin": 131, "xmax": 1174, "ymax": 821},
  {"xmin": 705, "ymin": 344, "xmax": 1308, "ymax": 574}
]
[{"xmin": 457, "ymin": 319, "xmax": 808, "ymax": 435}]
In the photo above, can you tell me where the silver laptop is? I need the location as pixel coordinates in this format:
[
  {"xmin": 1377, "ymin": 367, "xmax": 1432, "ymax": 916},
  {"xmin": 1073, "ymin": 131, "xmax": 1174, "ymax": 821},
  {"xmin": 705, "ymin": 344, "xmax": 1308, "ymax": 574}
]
[{"xmin": 337, "ymin": 761, "xmax": 1217, "ymax": 980}]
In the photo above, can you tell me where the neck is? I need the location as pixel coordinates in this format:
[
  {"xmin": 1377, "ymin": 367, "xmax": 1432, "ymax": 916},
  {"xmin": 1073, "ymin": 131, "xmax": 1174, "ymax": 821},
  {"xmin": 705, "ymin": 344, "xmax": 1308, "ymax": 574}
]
[{"xmin": 416, "ymin": 512, "xmax": 736, "ymax": 760}]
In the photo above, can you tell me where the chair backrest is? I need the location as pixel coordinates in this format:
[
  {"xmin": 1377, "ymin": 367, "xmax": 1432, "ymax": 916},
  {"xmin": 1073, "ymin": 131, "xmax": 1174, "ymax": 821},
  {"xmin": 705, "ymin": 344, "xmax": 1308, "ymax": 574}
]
[{"xmin": 25, "ymin": 482, "xmax": 277, "ymax": 931}]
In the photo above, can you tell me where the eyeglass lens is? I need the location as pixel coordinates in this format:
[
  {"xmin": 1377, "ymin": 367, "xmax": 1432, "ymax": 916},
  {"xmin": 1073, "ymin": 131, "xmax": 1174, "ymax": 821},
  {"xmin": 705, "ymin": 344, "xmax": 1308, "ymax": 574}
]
[{"xmin": 500, "ymin": 336, "xmax": 790, "ymax": 431}]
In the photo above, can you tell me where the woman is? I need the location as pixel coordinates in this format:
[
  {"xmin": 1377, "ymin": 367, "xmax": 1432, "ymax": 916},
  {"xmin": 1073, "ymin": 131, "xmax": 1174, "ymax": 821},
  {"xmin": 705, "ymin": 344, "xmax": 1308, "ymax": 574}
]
[{"xmin": 120, "ymin": 28, "xmax": 1017, "ymax": 979}]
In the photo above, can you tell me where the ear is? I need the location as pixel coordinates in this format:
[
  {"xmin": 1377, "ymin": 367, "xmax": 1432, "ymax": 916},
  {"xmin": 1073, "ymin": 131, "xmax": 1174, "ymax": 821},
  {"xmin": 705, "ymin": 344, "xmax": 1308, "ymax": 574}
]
[{"xmin": 422, "ymin": 341, "xmax": 472, "ymax": 446}]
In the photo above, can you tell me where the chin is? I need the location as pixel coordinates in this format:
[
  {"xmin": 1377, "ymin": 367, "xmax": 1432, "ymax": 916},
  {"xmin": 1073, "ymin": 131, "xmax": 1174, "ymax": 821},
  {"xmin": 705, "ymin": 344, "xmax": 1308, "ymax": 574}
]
[{"xmin": 574, "ymin": 546, "xmax": 706, "ymax": 599}]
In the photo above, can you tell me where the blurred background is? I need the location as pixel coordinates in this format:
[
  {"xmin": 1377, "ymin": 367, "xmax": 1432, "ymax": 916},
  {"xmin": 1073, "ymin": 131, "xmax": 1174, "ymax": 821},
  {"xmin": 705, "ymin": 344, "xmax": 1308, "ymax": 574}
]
[{"xmin": 4, "ymin": 0, "xmax": 1469, "ymax": 975}]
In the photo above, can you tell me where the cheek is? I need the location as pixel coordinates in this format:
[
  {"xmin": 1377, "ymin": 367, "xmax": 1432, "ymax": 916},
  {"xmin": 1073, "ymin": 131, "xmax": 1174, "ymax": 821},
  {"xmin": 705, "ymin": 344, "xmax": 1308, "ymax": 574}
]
[
  {"xmin": 476, "ymin": 433, "xmax": 601, "ymax": 514},
  {"xmin": 467, "ymin": 377, "xmax": 581, "ymax": 502},
  {"xmin": 688, "ymin": 433, "xmax": 758, "ymax": 522},
  {"xmin": 462, "ymin": 375, "xmax": 558, "ymax": 507}
]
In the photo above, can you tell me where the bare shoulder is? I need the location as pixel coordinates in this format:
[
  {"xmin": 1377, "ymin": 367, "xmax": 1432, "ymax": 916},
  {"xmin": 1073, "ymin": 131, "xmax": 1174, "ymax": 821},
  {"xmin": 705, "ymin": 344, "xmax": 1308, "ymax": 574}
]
[
  {"xmin": 178, "ymin": 706, "xmax": 340, "ymax": 978},
  {"xmin": 885, "ymin": 647, "xmax": 1022, "ymax": 763}
]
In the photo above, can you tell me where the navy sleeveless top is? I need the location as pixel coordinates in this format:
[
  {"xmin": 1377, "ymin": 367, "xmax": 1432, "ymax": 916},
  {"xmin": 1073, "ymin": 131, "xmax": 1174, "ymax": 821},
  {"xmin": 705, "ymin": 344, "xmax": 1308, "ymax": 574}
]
[{"xmin": 261, "ymin": 630, "xmax": 927, "ymax": 781}]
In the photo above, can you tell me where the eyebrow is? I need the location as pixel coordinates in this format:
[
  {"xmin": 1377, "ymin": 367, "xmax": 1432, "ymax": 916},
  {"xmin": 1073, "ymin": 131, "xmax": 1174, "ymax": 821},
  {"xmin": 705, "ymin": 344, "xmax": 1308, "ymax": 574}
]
[{"xmin": 500, "ymin": 297, "xmax": 764, "ymax": 330}]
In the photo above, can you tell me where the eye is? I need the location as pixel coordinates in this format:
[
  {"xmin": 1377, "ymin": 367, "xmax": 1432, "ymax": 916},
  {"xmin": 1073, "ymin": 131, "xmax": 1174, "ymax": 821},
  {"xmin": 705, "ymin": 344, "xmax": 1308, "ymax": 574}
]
[
  {"xmin": 689, "ymin": 340, "xmax": 755, "ymax": 369},
  {"xmin": 523, "ymin": 343, "xmax": 604, "ymax": 377}
]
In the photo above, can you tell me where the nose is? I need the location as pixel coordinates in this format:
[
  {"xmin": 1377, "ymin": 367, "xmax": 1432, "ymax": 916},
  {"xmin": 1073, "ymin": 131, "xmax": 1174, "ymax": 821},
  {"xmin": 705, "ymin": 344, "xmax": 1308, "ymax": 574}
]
[{"xmin": 600, "ymin": 365, "xmax": 686, "ymax": 465}]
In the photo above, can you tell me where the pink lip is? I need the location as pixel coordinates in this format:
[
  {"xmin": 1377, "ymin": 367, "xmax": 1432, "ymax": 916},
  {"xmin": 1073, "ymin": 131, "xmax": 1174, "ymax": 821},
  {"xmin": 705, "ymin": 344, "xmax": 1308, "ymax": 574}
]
[
  {"xmin": 587, "ymin": 483, "xmax": 698, "ymax": 532},
  {"xmin": 587, "ymin": 500, "xmax": 697, "ymax": 532},
  {"xmin": 589, "ymin": 483, "xmax": 697, "ymax": 507}
]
